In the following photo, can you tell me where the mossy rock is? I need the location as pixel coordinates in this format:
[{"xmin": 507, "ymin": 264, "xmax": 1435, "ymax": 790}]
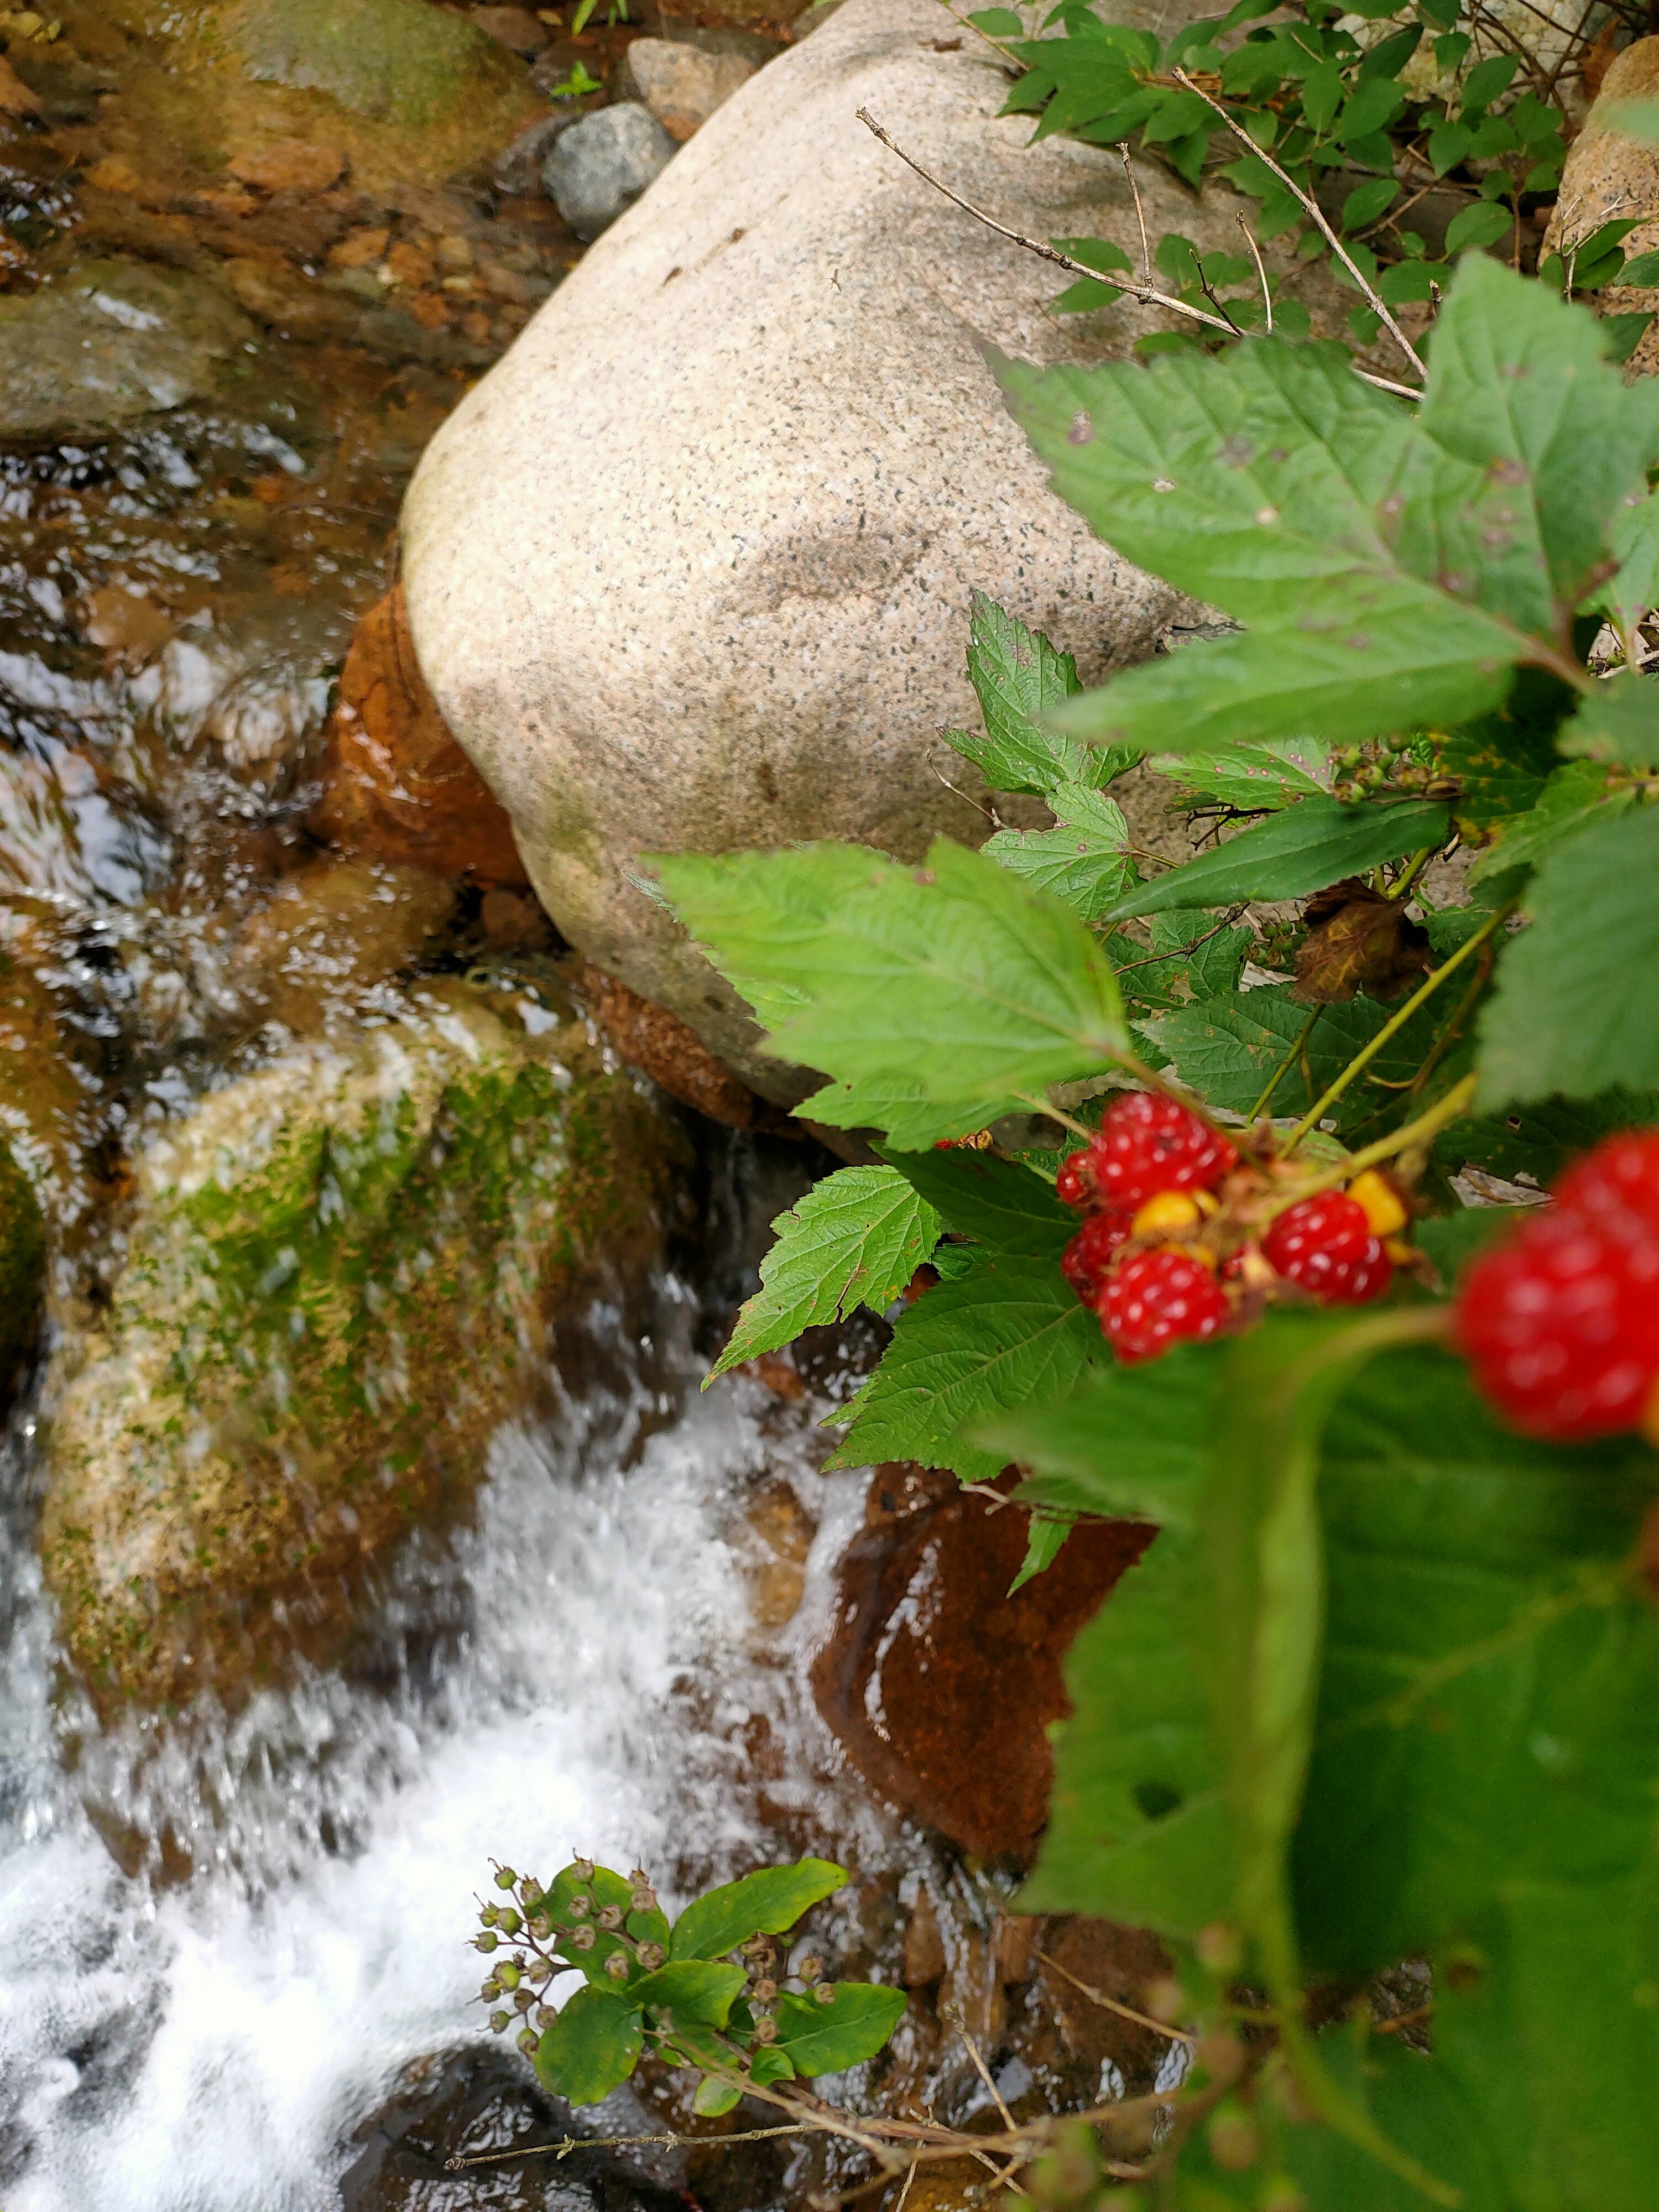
[
  {"xmin": 0, "ymin": 1136, "xmax": 45, "ymax": 1406},
  {"xmin": 40, "ymin": 974, "xmax": 690, "ymax": 1708},
  {"xmin": 220, "ymin": 0, "xmax": 529, "ymax": 126}
]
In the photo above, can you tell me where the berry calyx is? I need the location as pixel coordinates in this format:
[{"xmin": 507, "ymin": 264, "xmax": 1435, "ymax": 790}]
[
  {"xmin": 1454, "ymin": 1207, "xmax": 1659, "ymax": 1439},
  {"xmin": 1262, "ymin": 1192, "xmax": 1392, "ymax": 1306},
  {"xmin": 1061, "ymin": 1209, "xmax": 1133, "ymax": 1303},
  {"xmin": 1101, "ymin": 1249, "xmax": 1230, "ymax": 1364},
  {"xmin": 1092, "ymin": 1092, "xmax": 1239, "ymax": 1212}
]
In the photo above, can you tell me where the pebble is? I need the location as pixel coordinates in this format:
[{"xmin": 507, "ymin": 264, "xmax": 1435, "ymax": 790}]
[
  {"xmin": 228, "ymin": 140, "xmax": 347, "ymax": 194},
  {"xmin": 541, "ymin": 102, "xmax": 676, "ymax": 241},
  {"xmin": 622, "ymin": 38, "xmax": 753, "ymax": 142},
  {"xmin": 468, "ymin": 4, "xmax": 549, "ymax": 55}
]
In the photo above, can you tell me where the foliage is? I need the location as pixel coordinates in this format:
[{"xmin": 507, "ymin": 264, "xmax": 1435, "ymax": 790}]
[
  {"xmin": 655, "ymin": 246, "xmax": 1659, "ymax": 2204},
  {"xmin": 967, "ymin": 0, "xmax": 1657, "ymax": 358},
  {"xmin": 469, "ymin": 1856, "xmax": 905, "ymax": 2116}
]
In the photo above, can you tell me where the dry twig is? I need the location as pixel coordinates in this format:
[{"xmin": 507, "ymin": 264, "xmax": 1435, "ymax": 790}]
[
  {"xmin": 1037, "ymin": 1948, "xmax": 1199, "ymax": 2048},
  {"xmin": 1237, "ymin": 212, "xmax": 1273, "ymax": 333}
]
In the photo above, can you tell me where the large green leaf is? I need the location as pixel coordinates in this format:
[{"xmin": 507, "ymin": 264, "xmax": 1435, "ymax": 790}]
[
  {"xmin": 656, "ymin": 839, "xmax": 1127, "ymax": 1147},
  {"xmin": 669, "ymin": 1859, "xmax": 846, "ymax": 1963},
  {"xmin": 1553, "ymin": 672, "xmax": 1659, "ymax": 771},
  {"xmin": 1438, "ymin": 1085, "xmax": 1659, "ymax": 1188},
  {"xmin": 772, "ymin": 1984, "xmax": 909, "ymax": 2075},
  {"xmin": 708, "ymin": 1167, "xmax": 940, "ymax": 1383},
  {"xmin": 625, "ymin": 1960, "xmax": 747, "ymax": 2026},
  {"xmin": 1475, "ymin": 803, "xmax": 1659, "ymax": 1106},
  {"xmin": 980, "ymin": 782, "xmax": 1136, "ymax": 920},
  {"xmin": 1590, "ymin": 486, "xmax": 1659, "ymax": 641},
  {"xmin": 1095, "ymin": 797, "xmax": 1450, "ymax": 922},
  {"xmin": 883, "ymin": 1145, "xmax": 1075, "ymax": 1256},
  {"xmin": 1464, "ymin": 759, "xmax": 1632, "ymax": 885},
  {"xmin": 824, "ymin": 1250, "xmax": 1102, "ymax": 1481},
  {"xmin": 533, "ymin": 1986, "xmax": 644, "ymax": 2107}
]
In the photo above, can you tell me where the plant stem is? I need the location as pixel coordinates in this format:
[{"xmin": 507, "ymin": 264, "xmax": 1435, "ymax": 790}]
[
  {"xmin": 1249, "ymin": 1006, "xmax": 1322, "ymax": 1122},
  {"xmin": 1014, "ymin": 1093, "xmax": 1094, "ymax": 1143},
  {"xmin": 1279, "ymin": 912, "xmax": 1510, "ymax": 1156},
  {"xmin": 1271, "ymin": 1074, "xmax": 1479, "ymax": 1217},
  {"xmin": 1383, "ymin": 843, "xmax": 1436, "ymax": 902}
]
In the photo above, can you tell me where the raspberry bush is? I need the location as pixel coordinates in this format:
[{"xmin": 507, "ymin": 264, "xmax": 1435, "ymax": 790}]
[{"xmin": 643, "ymin": 255, "xmax": 1659, "ymax": 2202}]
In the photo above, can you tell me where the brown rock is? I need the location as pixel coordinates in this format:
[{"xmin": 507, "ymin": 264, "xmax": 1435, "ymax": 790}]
[
  {"xmin": 731, "ymin": 1474, "xmax": 817, "ymax": 1630},
  {"xmin": 385, "ymin": 237, "xmax": 437, "ymax": 289},
  {"xmin": 623, "ymin": 38, "xmax": 755, "ymax": 141},
  {"xmin": 229, "ymin": 140, "xmax": 348, "ymax": 194},
  {"xmin": 0, "ymin": 54, "xmax": 41, "ymax": 113},
  {"xmin": 309, "ymin": 582, "xmax": 531, "ymax": 885},
  {"xmin": 582, "ymin": 961, "xmax": 780, "ymax": 1129},
  {"xmin": 81, "ymin": 584, "xmax": 176, "ymax": 670},
  {"xmin": 219, "ymin": 855, "xmax": 458, "ymax": 1036},
  {"xmin": 901, "ymin": 1888, "xmax": 946, "ymax": 1987},
  {"xmin": 1546, "ymin": 37, "xmax": 1659, "ymax": 376},
  {"xmin": 1036, "ymin": 1915, "xmax": 1177, "ymax": 2088},
  {"xmin": 330, "ymin": 224, "xmax": 391, "ymax": 269},
  {"xmin": 811, "ymin": 1470, "xmax": 1154, "ymax": 1859},
  {"xmin": 469, "ymin": 4, "xmax": 550, "ymax": 55}
]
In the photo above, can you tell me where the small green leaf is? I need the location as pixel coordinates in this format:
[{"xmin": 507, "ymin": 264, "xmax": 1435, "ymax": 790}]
[
  {"xmin": 1094, "ymin": 798, "xmax": 1450, "ymax": 922},
  {"xmin": 1460, "ymin": 52, "xmax": 1519, "ymax": 113},
  {"xmin": 1554, "ymin": 675, "xmax": 1659, "ymax": 771},
  {"xmin": 670, "ymin": 1859, "xmax": 847, "ymax": 1963},
  {"xmin": 628, "ymin": 1960, "xmax": 747, "ymax": 2026},
  {"xmin": 1477, "ymin": 804, "xmax": 1659, "ymax": 1105},
  {"xmin": 955, "ymin": 592, "xmax": 1095, "ymax": 796},
  {"xmin": 533, "ymin": 1987, "xmax": 644, "ymax": 2107},
  {"xmin": 825, "ymin": 1250, "xmax": 1102, "ymax": 1480},
  {"xmin": 708, "ymin": 1168, "xmax": 940, "ymax": 1382},
  {"xmin": 772, "ymin": 1984, "xmax": 909, "ymax": 2075},
  {"xmin": 692, "ymin": 2075, "xmax": 742, "ymax": 2117},
  {"xmin": 1444, "ymin": 202, "xmax": 1513, "ymax": 253},
  {"xmin": 1150, "ymin": 737, "xmax": 1333, "ymax": 811},
  {"xmin": 1009, "ymin": 1510, "xmax": 1074, "ymax": 1593},
  {"xmin": 749, "ymin": 2045, "xmax": 796, "ymax": 2085}
]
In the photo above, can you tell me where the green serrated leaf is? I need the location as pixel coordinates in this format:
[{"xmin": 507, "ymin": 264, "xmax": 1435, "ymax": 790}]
[
  {"xmin": 954, "ymin": 591, "xmax": 1094, "ymax": 796},
  {"xmin": 981, "ymin": 783, "xmax": 1135, "ymax": 919},
  {"xmin": 1591, "ymin": 488, "xmax": 1659, "ymax": 640},
  {"xmin": 533, "ymin": 1986, "xmax": 644, "ymax": 2107},
  {"xmin": 772, "ymin": 1984, "xmax": 909, "ymax": 2075},
  {"xmin": 825, "ymin": 1250, "xmax": 1101, "ymax": 1481},
  {"xmin": 1465, "ymin": 760, "xmax": 1632, "ymax": 884},
  {"xmin": 882, "ymin": 1145, "xmax": 1076, "ymax": 1256},
  {"xmin": 1009, "ymin": 1510, "xmax": 1075, "ymax": 1593},
  {"xmin": 669, "ymin": 1860, "xmax": 846, "ymax": 1963},
  {"xmin": 1095, "ymin": 797, "xmax": 1449, "ymax": 922},
  {"xmin": 708, "ymin": 1168, "xmax": 940, "ymax": 1382},
  {"xmin": 1151, "ymin": 736, "xmax": 1333, "ymax": 811},
  {"xmin": 1554, "ymin": 674, "xmax": 1659, "ymax": 771},
  {"xmin": 658, "ymin": 839, "xmax": 1128, "ymax": 1147},
  {"xmin": 1142, "ymin": 983, "xmax": 1441, "ymax": 1128},
  {"xmin": 1476, "ymin": 804, "xmax": 1659, "ymax": 1105}
]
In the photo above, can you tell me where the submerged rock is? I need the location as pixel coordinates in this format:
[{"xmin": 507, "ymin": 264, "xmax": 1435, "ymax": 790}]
[
  {"xmin": 812, "ymin": 1467, "xmax": 1152, "ymax": 1859},
  {"xmin": 401, "ymin": 0, "xmax": 1336, "ymax": 1100},
  {"xmin": 0, "ymin": 1135, "xmax": 45, "ymax": 1410},
  {"xmin": 0, "ymin": 260, "xmax": 257, "ymax": 443},
  {"xmin": 220, "ymin": 0, "xmax": 530, "ymax": 127},
  {"xmin": 543, "ymin": 103, "xmax": 677, "ymax": 241},
  {"xmin": 41, "ymin": 974, "xmax": 690, "ymax": 1706},
  {"xmin": 309, "ymin": 583, "xmax": 530, "ymax": 886}
]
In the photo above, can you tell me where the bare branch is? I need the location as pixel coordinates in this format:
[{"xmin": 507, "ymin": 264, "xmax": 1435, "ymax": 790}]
[
  {"xmin": 1038, "ymin": 1948, "xmax": 1200, "ymax": 2047},
  {"xmin": 1237, "ymin": 212, "xmax": 1272, "ymax": 333},
  {"xmin": 1170, "ymin": 67, "xmax": 1428, "ymax": 383},
  {"xmin": 1119, "ymin": 139, "xmax": 1154, "ymax": 285},
  {"xmin": 856, "ymin": 108, "xmax": 1423, "ymax": 401}
]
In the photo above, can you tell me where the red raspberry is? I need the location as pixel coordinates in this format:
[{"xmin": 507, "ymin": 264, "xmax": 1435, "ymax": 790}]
[
  {"xmin": 1554, "ymin": 1129, "xmax": 1659, "ymax": 1239},
  {"xmin": 1100, "ymin": 1249, "xmax": 1229, "ymax": 1364},
  {"xmin": 1455, "ymin": 1208, "xmax": 1659, "ymax": 1439},
  {"xmin": 1262, "ymin": 1192, "xmax": 1392, "ymax": 1306},
  {"xmin": 1091, "ymin": 1092, "xmax": 1238, "ymax": 1213},
  {"xmin": 1056, "ymin": 1149, "xmax": 1099, "ymax": 1210},
  {"xmin": 1061, "ymin": 1211, "xmax": 1133, "ymax": 1303}
]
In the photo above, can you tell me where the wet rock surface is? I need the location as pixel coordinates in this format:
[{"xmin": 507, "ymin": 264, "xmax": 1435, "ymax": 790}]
[
  {"xmin": 812, "ymin": 1465, "xmax": 1154, "ymax": 1859},
  {"xmin": 582, "ymin": 959, "xmax": 786, "ymax": 1131},
  {"xmin": 41, "ymin": 969, "xmax": 691, "ymax": 1705}
]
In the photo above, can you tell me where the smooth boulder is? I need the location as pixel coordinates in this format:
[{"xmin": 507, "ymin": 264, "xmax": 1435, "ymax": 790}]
[
  {"xmin": 401, "ymin": 0, "xmax": 1326, "ymax": 1102},
  {"xmin": 40, "ymin": 974, "xmax": 688, "ymax": 1707}
]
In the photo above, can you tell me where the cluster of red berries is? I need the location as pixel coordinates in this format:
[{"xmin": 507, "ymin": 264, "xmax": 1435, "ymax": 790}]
[
  {"xmin": 1454, "ymin": 1130, "xmax": 1659, "ymax": 1442},
  {"xmin": 1058, "ymin": 1092, "xmax": 1405, "ymax": 1365}
]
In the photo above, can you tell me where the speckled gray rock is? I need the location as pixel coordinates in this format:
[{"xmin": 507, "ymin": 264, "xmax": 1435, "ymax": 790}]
[
  {"xmin": 0, "ymin": 260, "xmax": 257, "ymax": 444},
  {"xmin": 543, "ymin": 103, "xmax": 677, "ymax": 241},
  {"xmin": 400, "ymin": 0, "xmax": 1337, "ymax": 1102}
]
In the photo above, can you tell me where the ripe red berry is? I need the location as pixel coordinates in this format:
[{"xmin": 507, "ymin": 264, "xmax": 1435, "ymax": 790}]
[
  {"xmin": 1091, "ymin": 1092, "xmax": 1238, "ymax": 1212},
  {"xmin": 1262, "ymin": 1192, "xmax": 1392, "ymax": 1306},
  {"xmin": 1056, "ymin": 1149, "xmax": 1099, "ymax": 1210},
  {"xmin": 1061, "ymin": 1211, "xmax": 1133, "ymax": 1303},
  {"xmin": 1455, "ymin": 1208, "xmax": 1659, "ymax": 1439},
  {"xmin": 1100, "ymin": 1249, "xmax": 1229, "ymax": 1364},
  {"xmin": 1553, "ymin": 1129, "xmax": 1659, "ymax": 1240}
]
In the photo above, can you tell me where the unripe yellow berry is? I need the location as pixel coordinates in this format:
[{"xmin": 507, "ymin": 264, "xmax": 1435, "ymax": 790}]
[{"xmin": 1347, "ymin": 1169, "xmax": 1407, "ymax": 1238}]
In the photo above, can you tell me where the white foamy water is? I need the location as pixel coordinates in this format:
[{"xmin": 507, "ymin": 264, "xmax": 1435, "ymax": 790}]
[{"xmin": 0, "ymin": 1302, "xmax": 877, "ymax": 2211}]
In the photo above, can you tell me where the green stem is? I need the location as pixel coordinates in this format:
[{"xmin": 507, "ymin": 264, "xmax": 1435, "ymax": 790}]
[
  {"xmin": 1270, "ymin": 1075, "xmax": 1479, "ymax": 1217},
  {"xmin": 1383, "ymin": 843, "xmax": 1436, "ymax": 902},
  {"xmin": 1013, "ymin": 1093, "xmax": 1094, "ymax": 1144},
  {"xmin": 1280, "ymin": 912, "xmax": 1510, "ymax": 1157},
  {"xmin": 1249, "ymin": 1007, "xmax": 1322, "ymax": 1123}
]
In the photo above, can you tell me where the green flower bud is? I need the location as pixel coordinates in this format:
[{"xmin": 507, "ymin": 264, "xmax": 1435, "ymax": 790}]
[
  {"xmin": 630, "ymin": 1887, "xmax": 656, "ymax": 1913},
  {"xmin": 529, "ymin": 1959, "xmax": 552, "ymax": 1985},
  {"xmin": 481, "ymin": 1905, "xmax": 499, "ymax": 1927},
  {"xmin": 796, "ymin": 1957, "xmax": 822, "ymax": 1984},
  {"xmin": 628, "ymin": 1868, "xmax": 649, "ymax": 1887},
  {"xmin": 494, "ymin": 1867, "xmax": 517, "ymax": 1891},
  {"xmin": 752, "ymin": 1979, "xmax": 777, "ymax": 2004},
  {"xmin": 481, "ymin": 1978, "xmax": 500, "ymax": 2002},
  {"xmin": 753, "ymin": 2016, "xmax": 779, "ymax": 2044},
  {"xmin": 814, "ymin": 1984, "xmax": 836, "ymax": 2006},
  {"xmin": 530, "ymin": 1915, "xmax": 552, "ymax": 1940},
  {"xmin": 535, "ymin": 2005, "xmax": 557, "ymax": 2030},
  {"xmin": 473, "ymin": 1933, "xmax": 499, "ymax": 1953},
  {"xmin": 497, "ymin": 1909, "xmax": 521, "ymax": 1936},
  {"xmin": 567, "ymin": 1893, "xmax": 592, "ymax": 1920},
  {"xmin": 514, "ymin": 1989, "xmax": 534, "ymax": 2013},
  {"xmin": 637, "ymin": 1942, "xmax": 664, "ymax": 1971},
  {"xmin": 604, "ymin": 1952, "xmax": 630, "ymax": 1982},
  {"xmin": 490, "ymin": 2010, "xmax": 510, "ymax": 2033},
  {"xmin": 517, "ymin": 2028, "xmax": 539, "ymax": 2057},
  {"xmin": 597, "ymin": 1905, "xmax": 623, "ymax": 1932},
  {"xmin": 498, "ymin": 1961, "xmax": 521, "ymax": 1990},
  {"xmin": 570, "ymin": 1925, "xmax": 597, "ymax": 1952},
  {"xmin": 572, "ymin": 1858, "xmax": 594, "ymax": 1881}
]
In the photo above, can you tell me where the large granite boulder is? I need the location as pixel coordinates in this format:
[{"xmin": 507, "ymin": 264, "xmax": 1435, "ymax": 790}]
[
  {"xmin": 40, "ymin": 973, "xmax": 689, "ymax": 1707},
  {"xmin": 400, "ymin": 0, "xmax": 1319, "ymax": 1103}
]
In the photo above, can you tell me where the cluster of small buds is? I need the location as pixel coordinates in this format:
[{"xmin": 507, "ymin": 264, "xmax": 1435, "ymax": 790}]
[{"xmin": 1331, "ymin": 736, "xmax": 1454, "ymax": 806}]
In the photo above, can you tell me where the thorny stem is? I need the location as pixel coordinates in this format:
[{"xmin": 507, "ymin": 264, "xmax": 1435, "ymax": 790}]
[
  {"xmin": 1171, "ymin": 67, "xmax": 1429, "ymax": 384},
  {"xmin": 1279, "ymin": 911, "xmax": 1510, "ymax": 1155},
  {"xmin": 854, "ymin": 109, "xmax": 1423, "ymax": 402}
]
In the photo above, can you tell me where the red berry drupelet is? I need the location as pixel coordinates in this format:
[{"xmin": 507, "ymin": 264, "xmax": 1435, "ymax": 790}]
[
  {"xmin": 1056, "ymin": 1149, "xmax": 1100, "ymax": 1211},
  {"xmin": 1455, "ymin": 1203, "xmax": 1659, "ymax": 1441},
  {"xmin": 1102, "ymin": 1250, "xmax": 1229, "ymax": 1364},
  {"xmin": 1091, "ymin": 1092, "xmax": 1238, "ymax": 1213},
  {"xmin": 1061, "ymin": 1211, "xmax": 1133, "ymax": 1303},
  {"xmin": 1262, "ymin": 1192, "xmax": 1392, "ymax": 1307},
  {"xmin": 1553, "ymin": 1130, "xmax": 1659, "ymax": 1241}
]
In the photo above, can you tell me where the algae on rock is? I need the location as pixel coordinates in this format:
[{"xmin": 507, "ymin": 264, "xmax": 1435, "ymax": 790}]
[
  {"xmin": 41, "ymin": 972, "xmax": 689, "ymax": 1707},
  {"xmin": 220, "ymin": 0, "xmax": 530, "ymax": 126},
  {"xmin": 0, "ymin": 1136, "xmax": 45, "ymax": 1408}
]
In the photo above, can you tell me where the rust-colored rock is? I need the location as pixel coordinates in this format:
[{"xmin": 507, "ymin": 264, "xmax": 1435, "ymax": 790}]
[
  {"xmin": 309, "ymin": 581, "xmax": 529, "ymax": 885},
  {"xmin": 811, "ymin": 1468, "xmax": 1153, "ymax": 1860},
  {"xmin": 581, "ymin": 961, "xmax": 787, "ymax": 1130},
  {"xmin": 229, "ymin": 140, "xmax": 348, "ymax": 194}
]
